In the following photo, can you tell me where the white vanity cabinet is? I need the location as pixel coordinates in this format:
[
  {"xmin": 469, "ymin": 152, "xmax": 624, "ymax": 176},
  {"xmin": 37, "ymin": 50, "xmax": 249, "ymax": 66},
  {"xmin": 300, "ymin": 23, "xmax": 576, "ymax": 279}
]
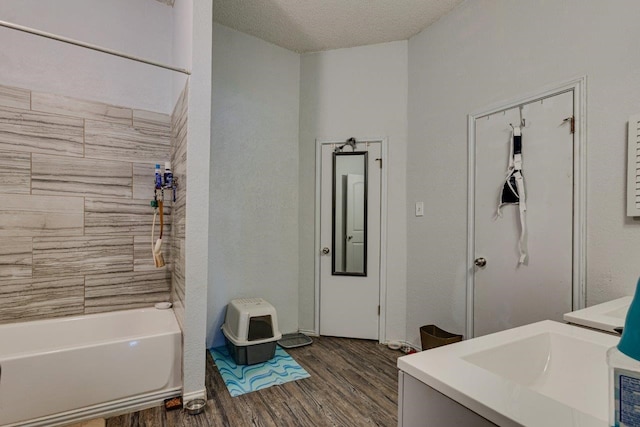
[
  {"xmin": 396, "ymin": 321, "xmax": 613, "ymax": 427},
  {"xmin": 398, "ymin": 371, "xmax": 498, "ymax": 427}
]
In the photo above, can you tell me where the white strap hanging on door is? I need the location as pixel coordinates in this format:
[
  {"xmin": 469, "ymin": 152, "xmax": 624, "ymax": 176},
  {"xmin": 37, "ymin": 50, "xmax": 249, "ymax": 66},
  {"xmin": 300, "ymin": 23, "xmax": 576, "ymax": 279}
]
[{"xmin": 497, "ymin": 126, "xmax": 528, "ymax": 264}]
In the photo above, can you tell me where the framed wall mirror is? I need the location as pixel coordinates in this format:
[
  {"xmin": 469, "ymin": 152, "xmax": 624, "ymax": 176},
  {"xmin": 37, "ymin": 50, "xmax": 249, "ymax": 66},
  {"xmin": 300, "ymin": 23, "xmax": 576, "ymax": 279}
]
[{"xmin": 332, "ymin": 151, "xmax": 368, "ymax": 276}]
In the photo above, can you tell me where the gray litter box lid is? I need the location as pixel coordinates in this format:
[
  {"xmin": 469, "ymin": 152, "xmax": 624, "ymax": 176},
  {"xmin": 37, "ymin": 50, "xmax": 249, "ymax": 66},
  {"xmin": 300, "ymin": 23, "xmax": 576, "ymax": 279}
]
[{"xmin": 277, "ymin": 332, "xmax": 313, "ymax": 349}]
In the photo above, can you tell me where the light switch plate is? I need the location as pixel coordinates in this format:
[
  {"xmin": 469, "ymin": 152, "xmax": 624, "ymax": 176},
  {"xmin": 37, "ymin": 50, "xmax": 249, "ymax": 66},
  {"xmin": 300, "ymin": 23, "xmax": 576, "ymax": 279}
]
[{"xmin": 415, "ymin": 202, "xmax": 424, "ymax": 217}]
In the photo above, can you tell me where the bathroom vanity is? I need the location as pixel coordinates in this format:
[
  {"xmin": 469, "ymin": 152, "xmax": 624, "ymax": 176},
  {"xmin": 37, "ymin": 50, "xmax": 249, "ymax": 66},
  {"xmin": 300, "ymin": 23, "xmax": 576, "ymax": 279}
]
[
  {"xmin": 397, "ymin": 321, "xmax": 617, "ymax": 427},
  {"xmin": 563, "ymin": 296, "xmax": 630, "ymax": 333}
]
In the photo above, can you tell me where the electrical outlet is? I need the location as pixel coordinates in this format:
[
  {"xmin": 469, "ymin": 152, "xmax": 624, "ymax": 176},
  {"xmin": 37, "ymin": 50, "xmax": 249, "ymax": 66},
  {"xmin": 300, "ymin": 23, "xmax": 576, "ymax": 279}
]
[{"xmin": 415, "ymin": 202, "xmax": 424, "ymax": 217}]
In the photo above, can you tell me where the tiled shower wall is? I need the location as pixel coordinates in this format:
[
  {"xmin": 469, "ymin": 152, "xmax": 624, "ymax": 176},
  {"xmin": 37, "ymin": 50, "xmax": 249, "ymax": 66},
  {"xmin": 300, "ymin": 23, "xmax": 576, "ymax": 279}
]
[
  {"xmin": 170, "ymin": 83, "xmax": 187, "ymax": 330},
  {"xmin": 0, "ymin": 82, "xmax": 176, "ymax": 324}
]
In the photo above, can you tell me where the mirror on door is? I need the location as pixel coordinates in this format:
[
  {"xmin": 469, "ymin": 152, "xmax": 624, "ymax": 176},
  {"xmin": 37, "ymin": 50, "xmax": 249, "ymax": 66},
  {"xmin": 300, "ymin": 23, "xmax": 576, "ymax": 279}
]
[{"xmin": 332, "ymin": 151, "xmax": 368, "ymax": 276}]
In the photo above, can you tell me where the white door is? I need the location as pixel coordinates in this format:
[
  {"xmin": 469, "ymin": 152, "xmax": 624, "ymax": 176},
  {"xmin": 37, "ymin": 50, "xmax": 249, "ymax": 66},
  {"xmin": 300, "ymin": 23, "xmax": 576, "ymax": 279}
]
[
  {"xmin": 320, "ymin": 141, "xmax": 381, "ymax": 339},
  {"xmin": 345, "ymin": 174, "xmax": 365, "ymax": 272},
  {"xmin": 473, "ymin": 91, "xmax": 574, "ymax": 337}
]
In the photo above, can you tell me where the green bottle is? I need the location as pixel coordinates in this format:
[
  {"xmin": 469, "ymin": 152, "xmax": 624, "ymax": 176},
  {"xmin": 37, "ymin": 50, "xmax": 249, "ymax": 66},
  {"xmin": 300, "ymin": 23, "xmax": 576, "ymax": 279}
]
[{"xmin": 607, "ymin": 277, "xmax": 640, "ymax": 427}]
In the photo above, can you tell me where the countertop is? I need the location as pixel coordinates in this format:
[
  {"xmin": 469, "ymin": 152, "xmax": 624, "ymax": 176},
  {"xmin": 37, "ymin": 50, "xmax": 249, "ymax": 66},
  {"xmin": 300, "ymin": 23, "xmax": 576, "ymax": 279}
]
[{"xmin": 398, "ymin": 320, "xmax": 618, "ymax": 427}]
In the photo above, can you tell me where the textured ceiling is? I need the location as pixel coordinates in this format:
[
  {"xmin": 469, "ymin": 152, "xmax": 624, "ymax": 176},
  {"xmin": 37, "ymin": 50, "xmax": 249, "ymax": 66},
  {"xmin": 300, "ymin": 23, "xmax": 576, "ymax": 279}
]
[{"xmin": 213, "ymin": 0, "xmax": 464, "ymax": 53}]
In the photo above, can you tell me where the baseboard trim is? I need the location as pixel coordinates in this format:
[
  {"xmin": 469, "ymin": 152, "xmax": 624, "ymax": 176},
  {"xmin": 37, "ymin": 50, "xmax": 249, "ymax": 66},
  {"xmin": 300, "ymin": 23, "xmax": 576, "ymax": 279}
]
[
  {"xmin": 12, "ymin": 387, "xmax": 181, "ymax": 427},
  {"xmin": 298, "ymin": 329, "xmax": 319, "ymax": 337},
  {"xmin": 382, "ymin": 340, "xmax": 421, "ymax": 352},
  {"xmin": 182, "ymin": 389, "xmax": 207, "ymax": 405}
]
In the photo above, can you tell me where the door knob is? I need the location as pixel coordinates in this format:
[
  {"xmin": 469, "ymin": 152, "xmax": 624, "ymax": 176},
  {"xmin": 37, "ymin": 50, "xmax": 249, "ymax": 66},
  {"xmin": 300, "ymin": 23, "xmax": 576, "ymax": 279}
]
[
  {"xmin": 322, "ymin": 247, "xmax": 330, "ymax": 255},
  {"xmin": 474, "ymin": 257, "xmax": 487, "ymax": 267}
]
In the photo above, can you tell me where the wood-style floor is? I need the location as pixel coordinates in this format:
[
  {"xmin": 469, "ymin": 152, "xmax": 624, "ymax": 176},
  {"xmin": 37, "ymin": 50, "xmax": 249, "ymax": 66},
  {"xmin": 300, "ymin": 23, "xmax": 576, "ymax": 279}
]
[{"xmin": 107, "ymin": 336, "xmax": 401, "ymax": 427}]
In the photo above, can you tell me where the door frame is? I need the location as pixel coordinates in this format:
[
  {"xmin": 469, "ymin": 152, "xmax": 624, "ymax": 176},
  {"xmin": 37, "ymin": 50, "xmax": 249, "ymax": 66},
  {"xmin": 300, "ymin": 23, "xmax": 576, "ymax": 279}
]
[
  {"xmin": 313, "ymin": 137, "xmax": 389, "ymax": 343},
  {"xmin": 465, "ymin": 76, "xmax": 587, "ymax": 339}
]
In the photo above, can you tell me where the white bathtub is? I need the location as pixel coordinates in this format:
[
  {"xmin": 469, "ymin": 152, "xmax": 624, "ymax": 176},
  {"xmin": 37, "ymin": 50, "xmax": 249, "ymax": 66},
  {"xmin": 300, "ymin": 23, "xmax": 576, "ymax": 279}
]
[{"xmin": 0, "ymin": 307, "xmax": 182, "ymax": 427}]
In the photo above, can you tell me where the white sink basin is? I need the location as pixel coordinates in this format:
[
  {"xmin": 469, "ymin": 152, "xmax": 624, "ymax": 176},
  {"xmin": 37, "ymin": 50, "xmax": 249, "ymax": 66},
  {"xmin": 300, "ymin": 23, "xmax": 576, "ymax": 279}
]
[
  {"xmin": 463, "ymin": 332, "xmax": 608, "ymax": 419},
  {"xmin": 563, "ymin": 296, "xmax": 631, "ymax": 333},
  {"xmin": 398, "ymin": 320, "xmax": 619, "ymax": 426}
]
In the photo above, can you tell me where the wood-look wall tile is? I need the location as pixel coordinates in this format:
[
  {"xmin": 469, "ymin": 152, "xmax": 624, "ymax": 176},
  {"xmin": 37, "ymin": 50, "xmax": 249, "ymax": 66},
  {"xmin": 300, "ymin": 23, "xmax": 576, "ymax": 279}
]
[
  {"xmin": 31, "ymin": 91, "xmax": 132, "ymax": 125},
  {"xmin": 32, "ymin": 154, "xmax": 132, "ymax": 198},
  {"xmin": 33, "ymin": 236, "xmax": 133, "ymax": 277},
  {"xmin": 0, "ymin": 276, "xmax": 84, "ymax": 324},
  {"xmin": 85, "ymin": 197, "xmax": 170, "ymax": 236},
  {"xmin": 132, "ymin": 162, "xmax": 173, "ymax": 201},
  {"xmin": 170, "ymin": 83, "xmax": 187, "ymax": 324},
  {"xmin": 84, "ymin": 119, "xmax": 170, "ymax": 163},
  {"xmin": 171, "ymin": 86, "xmax": 188, "ymax": 173},
  {"xmin": 0, "ymin": 150, "xmax": 31, "ymax": 194},
  {"xmin": 0, "ymin": 107, "xmax": 84, "ymax": 157},
  {"xmin": 133, "ymin": 110, "xmax": 171, "ymax": 132},
  {"xmin": 171, "ymin": 269, "xmax": 184, "ymax": 312},
  {"xmin": 170, "ymin": 239, "xmax": 185, "ymax": 306},
  {"xmin": 0, "ymin": 84, "xmax": 30, "ymax": 110},
  {"xmin": 170, "ymin": 192, "xmax": 185, "ymax": 240},
  {"xmin": 0, "ymin": 194, "xmax": 83, "ymax": 237},
  {"xmin": 170, "ymin": 90, "xmax": 186, "ymax": 210},
  {"xmin": 170, "ymin": 85, "xmax": 187, "ymax": 210},
  {"xmin": 134, "ymin": 235, "xmax": 171, "ymax": 272},
  {"xmin": 85, "ymin": 270, "xmax": 170, "ymax": 313},
  {"xmin": 132, "ymin": 162, "xmax": 155, "ymax": 200},
  {"xmin": 0, "ymin": 237, "xmax": 32, "ymax": 279}
]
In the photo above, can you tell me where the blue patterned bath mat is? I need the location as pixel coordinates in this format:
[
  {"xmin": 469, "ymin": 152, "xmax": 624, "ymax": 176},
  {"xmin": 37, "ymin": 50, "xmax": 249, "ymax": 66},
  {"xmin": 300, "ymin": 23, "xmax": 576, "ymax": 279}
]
[{"xmin": 209, "ymin": 345, "xmax": 310, "ymax": 397}]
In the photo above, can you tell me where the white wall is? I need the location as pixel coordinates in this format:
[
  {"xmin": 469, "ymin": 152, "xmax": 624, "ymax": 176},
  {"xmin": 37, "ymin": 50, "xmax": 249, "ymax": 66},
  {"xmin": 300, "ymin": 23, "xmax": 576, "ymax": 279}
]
[
  {"xmin": 407, "ymin": 0, "xmax": 640, "ymax": 344},
  {"xmin": 175, "ymin": 0, "xmax": 213, "ymax": 401},
  {"xmin": 0, "ymin": 0, "xmax": 172, "ymax": 63},
  {"xmin": 171, "ymin": 0, "xmax": 192, "ymax": 104},
  {"xmin": 0, "ymin": 0, "xmax": 174, "ymax": 112},
  {"xmin": 299, "ymin": 41, "xmax": 408, "ymax": 341},
  {"xmin": 207, "ymin": 23, "xmax": 301, "ymax": 348}
]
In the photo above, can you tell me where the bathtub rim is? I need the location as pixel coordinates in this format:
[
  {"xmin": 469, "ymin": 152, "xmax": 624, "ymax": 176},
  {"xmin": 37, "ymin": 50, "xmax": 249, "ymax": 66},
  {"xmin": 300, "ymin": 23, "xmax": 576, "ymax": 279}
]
[
  {"xmin": 0, "ymin": 306, "xmax": 179, "ymax": 331},
  {"xmin": 0, "ymin": 307, "xmax": 181, "ymax": 360}
]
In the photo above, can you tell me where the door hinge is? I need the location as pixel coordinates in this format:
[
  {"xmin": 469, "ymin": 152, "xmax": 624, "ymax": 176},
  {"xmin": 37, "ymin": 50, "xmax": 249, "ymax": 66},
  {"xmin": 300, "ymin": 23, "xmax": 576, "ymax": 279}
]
[
  {"xmin": 563, "ymin": 116, "xmax": 575, "ymax": 134},
  {"xmin": 378, "ymin": 305, "xmax": 381, "ymax": 316},
  {"xmin": 375, "ymin": 158, "xmax": 382, "ymax": 168}
]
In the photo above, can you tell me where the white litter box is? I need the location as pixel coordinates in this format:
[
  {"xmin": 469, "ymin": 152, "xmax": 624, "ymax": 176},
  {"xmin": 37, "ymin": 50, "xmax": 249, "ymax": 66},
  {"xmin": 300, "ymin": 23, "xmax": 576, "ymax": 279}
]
[{"xmin": 221, "ymin": 298, "xmax": 282, "ymax": 365}]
